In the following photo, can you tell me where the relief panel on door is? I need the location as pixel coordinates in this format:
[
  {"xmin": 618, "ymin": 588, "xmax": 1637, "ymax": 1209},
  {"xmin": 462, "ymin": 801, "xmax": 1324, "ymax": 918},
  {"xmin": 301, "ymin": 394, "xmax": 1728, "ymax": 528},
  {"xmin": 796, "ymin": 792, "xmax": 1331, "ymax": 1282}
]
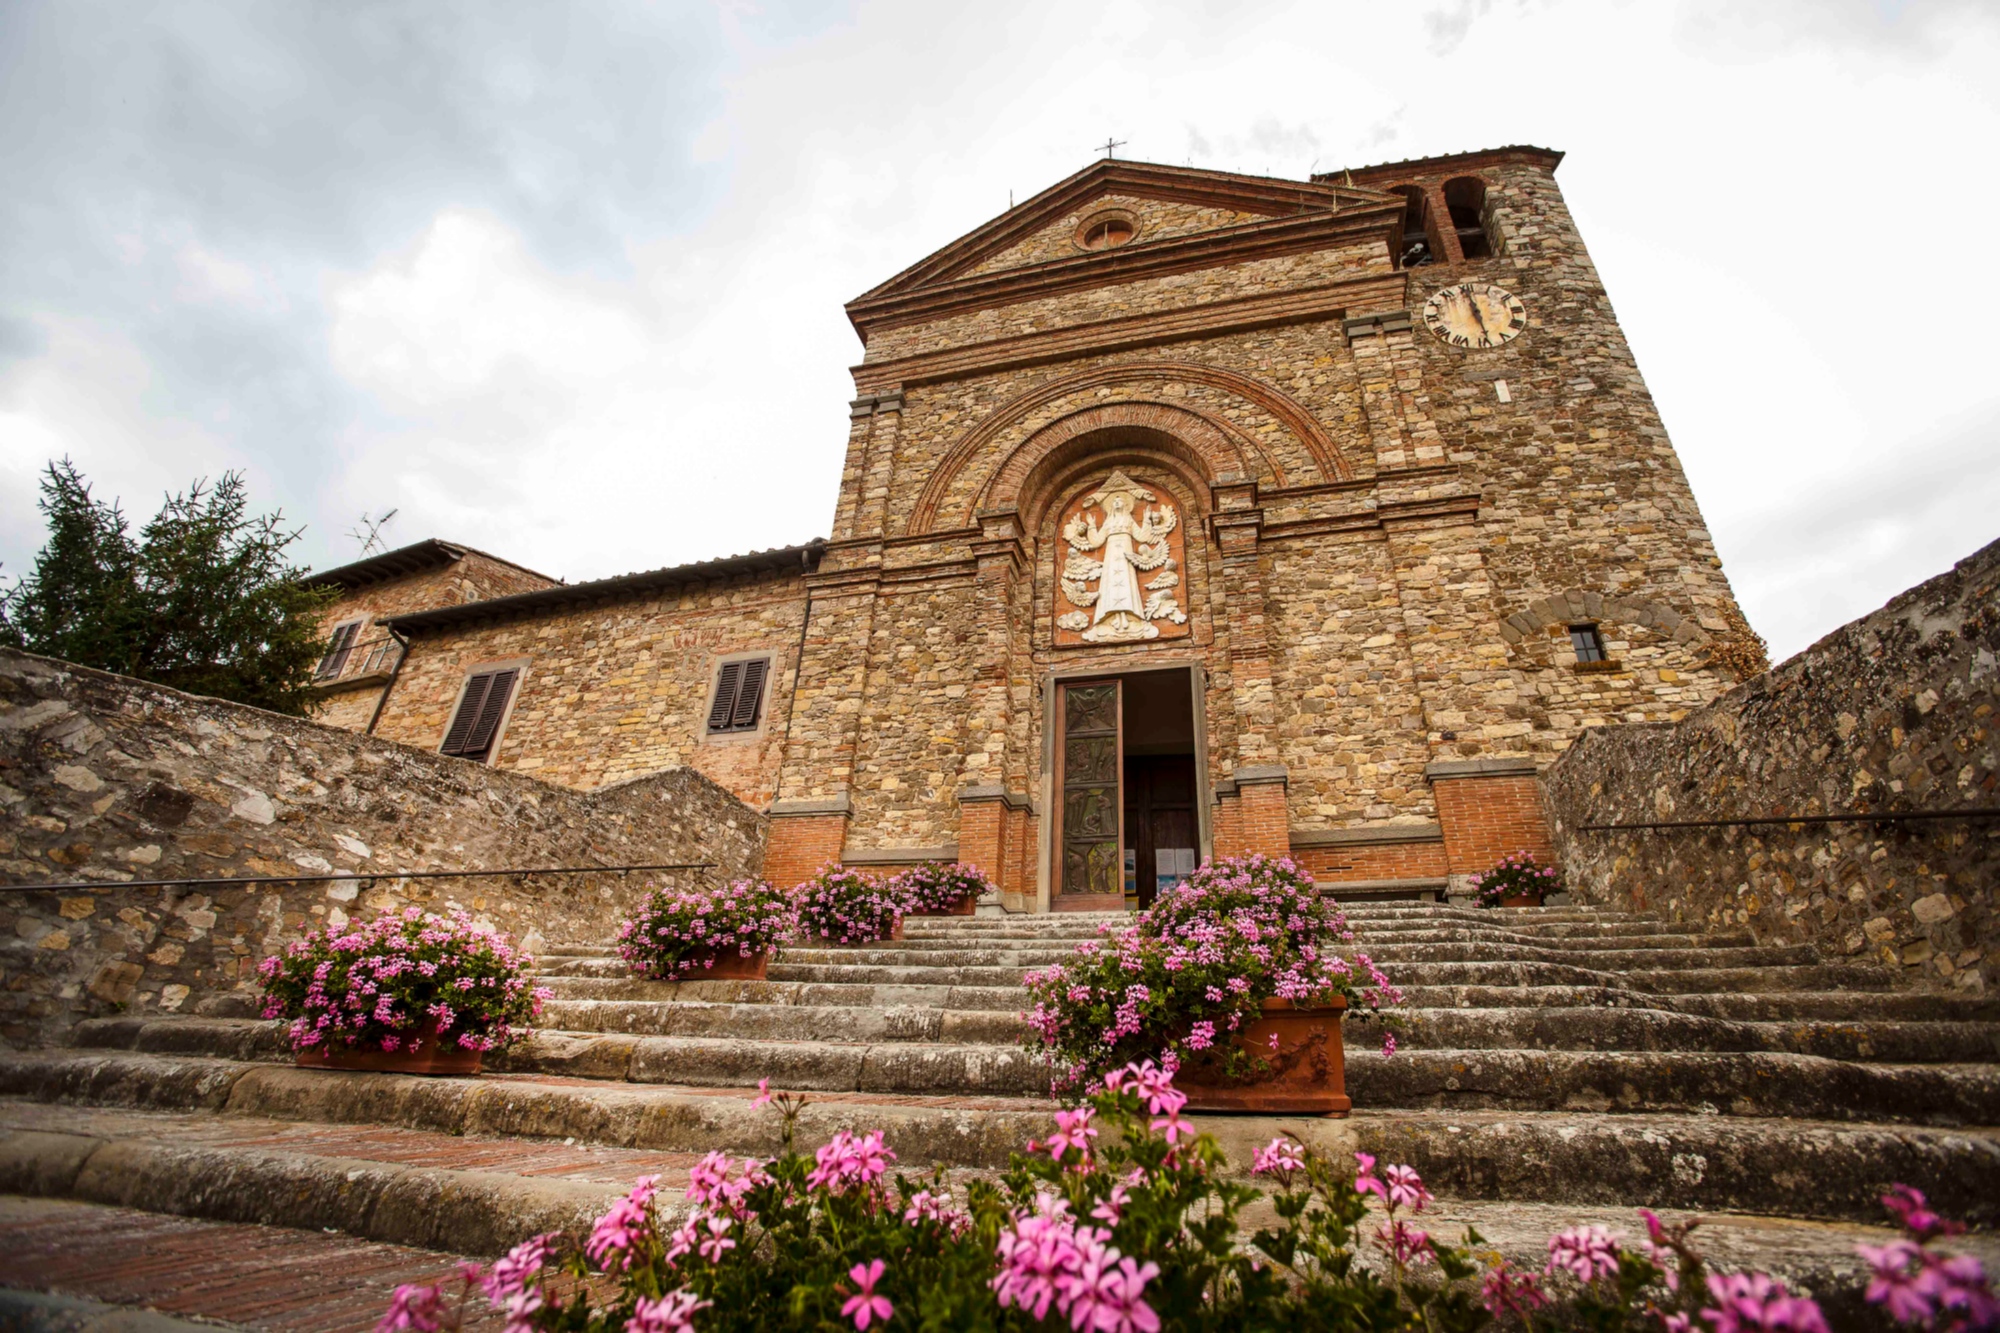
[{"xmin": 1059, "ymin": 681, "xmax": 1122, "ymax": 900}]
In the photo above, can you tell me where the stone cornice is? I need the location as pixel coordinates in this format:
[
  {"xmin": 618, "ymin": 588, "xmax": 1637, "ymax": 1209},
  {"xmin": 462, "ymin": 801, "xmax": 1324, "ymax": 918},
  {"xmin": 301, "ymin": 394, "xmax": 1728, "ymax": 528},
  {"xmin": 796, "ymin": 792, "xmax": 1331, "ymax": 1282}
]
[
  {"xmin": 851, "ymin": 273, "xmax": 1406, "ymax": 392},
  {"xmin": 847, "ymin": 206, "xmax": 1402, "ymax": 339},
  {"xmin": 851, "ymin": 159, "xmax": 1385, "ymax": 306}
]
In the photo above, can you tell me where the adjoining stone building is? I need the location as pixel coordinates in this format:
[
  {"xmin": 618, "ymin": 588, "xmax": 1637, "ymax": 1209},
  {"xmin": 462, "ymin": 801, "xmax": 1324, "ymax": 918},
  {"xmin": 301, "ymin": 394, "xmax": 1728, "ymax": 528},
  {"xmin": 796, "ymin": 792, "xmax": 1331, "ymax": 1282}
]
[{"xmin": 312, "ymin": 146, "xmax": 1766, "ymax": 910}]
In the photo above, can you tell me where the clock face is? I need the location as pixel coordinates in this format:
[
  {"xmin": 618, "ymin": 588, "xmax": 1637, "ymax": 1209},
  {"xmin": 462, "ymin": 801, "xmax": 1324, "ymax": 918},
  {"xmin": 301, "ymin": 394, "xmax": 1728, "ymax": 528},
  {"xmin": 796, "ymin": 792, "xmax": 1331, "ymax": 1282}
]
[{"xmin": 1423, "ymin": 282, "xmax": 1527, "ymax": 350}]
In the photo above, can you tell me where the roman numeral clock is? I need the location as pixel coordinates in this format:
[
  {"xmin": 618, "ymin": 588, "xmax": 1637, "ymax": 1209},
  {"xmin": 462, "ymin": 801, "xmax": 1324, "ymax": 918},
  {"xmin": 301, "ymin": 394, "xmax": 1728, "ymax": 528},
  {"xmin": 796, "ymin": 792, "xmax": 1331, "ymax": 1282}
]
[{"xmin": 1422, "ymin": 281, "xmax": 1528, "ymax": 349}]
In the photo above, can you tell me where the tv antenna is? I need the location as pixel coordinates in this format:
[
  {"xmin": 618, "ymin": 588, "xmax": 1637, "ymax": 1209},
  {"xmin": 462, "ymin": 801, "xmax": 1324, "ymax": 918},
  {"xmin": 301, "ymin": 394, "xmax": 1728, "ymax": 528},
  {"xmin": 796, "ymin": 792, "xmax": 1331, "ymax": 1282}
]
[{"xmin": 348, "ymin": 508, "xmax": 399, "ymax": 556}]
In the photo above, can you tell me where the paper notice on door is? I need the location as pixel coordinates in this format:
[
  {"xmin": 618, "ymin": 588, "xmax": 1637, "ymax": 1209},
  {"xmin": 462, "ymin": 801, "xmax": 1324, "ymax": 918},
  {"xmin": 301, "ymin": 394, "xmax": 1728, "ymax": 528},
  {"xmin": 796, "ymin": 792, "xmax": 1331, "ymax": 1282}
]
[{"xmin": 1155, "ymin": 847, "xmax": 1197, "ymax": 893}]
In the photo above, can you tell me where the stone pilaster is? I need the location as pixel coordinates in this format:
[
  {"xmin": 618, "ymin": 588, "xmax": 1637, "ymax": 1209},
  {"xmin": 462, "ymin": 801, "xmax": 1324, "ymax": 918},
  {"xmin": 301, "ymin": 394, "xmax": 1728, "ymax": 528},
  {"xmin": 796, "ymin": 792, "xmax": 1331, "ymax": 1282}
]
[{"xmin": 1209, "ymin": 482, "xmax": 1279, "ymax": 771}]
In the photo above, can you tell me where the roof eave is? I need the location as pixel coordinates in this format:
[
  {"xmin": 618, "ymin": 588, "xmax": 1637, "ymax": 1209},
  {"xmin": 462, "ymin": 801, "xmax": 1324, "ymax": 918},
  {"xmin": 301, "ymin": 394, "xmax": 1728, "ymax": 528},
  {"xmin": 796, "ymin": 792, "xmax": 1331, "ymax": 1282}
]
[{"xmin": 385, "ymin": 540, "xmax": 828, "ymax": 634}]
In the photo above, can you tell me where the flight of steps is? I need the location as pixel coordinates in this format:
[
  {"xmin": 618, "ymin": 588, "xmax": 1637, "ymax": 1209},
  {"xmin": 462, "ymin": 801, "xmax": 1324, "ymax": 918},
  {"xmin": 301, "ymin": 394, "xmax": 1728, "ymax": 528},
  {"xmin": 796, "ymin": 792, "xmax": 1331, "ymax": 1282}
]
[{"xmin": 4, "ymin": 901, "xmax": 1998, "ymax": 1321}]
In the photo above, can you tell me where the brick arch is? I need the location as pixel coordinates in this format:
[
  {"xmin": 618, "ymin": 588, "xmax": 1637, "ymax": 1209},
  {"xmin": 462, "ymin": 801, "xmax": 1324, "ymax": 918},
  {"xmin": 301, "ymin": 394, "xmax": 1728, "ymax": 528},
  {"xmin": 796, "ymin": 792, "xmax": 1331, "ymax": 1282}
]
[
  {"xmin": 1011, "ymin": 426, "xmax": 1220, "ymax": 544},
  {"xmin": 905, "ymin": 360, "xmax": 1351, "ymax": 534},
  {"xmin": 978, "ymin": 403, "xmax": 1253, "ymax": 524}
]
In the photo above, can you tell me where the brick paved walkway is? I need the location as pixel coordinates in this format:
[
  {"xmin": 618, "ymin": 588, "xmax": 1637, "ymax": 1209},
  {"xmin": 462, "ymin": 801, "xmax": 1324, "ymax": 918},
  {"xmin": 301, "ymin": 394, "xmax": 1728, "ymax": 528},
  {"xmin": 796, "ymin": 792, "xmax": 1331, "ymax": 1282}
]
[{"xmin": 0, "ymin": 1195, "xmax": 494, "ymax": 1332}]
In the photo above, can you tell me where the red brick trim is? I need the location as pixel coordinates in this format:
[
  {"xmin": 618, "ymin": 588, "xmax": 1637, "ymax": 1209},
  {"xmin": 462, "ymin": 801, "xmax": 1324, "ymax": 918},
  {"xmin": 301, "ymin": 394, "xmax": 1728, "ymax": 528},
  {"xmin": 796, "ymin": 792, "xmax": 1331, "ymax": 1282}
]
[{"xmin": 909, "ymin": 361, "xmax": 1351, "ymax": 534}]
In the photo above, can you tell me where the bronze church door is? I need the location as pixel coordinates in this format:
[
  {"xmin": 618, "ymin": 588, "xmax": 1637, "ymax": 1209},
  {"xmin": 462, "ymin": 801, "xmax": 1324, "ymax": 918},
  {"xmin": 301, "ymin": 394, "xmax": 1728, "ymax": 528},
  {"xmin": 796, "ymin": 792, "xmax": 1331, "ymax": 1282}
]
[{"xmin": 1054, "ymin": 680, "xmax": 1125, "ymax": 911}]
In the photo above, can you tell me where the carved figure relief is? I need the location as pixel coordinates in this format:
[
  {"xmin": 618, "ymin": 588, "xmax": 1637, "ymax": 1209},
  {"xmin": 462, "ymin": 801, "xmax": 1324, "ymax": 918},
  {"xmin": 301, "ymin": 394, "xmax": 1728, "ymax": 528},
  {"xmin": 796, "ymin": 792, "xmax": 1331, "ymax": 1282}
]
[{"xmin": 1054, "ymin": 470, "xmax": 1189, "ymax": 646}]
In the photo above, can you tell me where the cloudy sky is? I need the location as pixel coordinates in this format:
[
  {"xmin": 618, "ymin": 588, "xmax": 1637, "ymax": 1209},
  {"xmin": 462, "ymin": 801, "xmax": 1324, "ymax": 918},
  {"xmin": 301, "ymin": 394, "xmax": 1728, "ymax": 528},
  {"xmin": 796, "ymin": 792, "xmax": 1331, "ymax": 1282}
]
[{"xmin": 2, "ymin": 0, "xmax": 1995, "ymax": 662}]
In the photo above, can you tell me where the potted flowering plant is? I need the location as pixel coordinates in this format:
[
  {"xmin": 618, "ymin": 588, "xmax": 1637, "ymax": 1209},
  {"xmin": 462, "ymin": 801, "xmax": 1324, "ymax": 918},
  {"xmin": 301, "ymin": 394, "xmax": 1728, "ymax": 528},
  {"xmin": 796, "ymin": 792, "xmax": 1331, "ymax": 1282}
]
[
  {"xmin": 1022, "ymin": 854, "xmax": 1401, "ymax": 1115},
  {"xmin": 1470, "ymin": 850, "xmax": 1560, "ymax": 908},
  {"xmin": 618, "ymin": 879, "xmax": 795, "ymax": 981},
  {"xmin": 890, "ymin": 861, "xmax": 990, "ymax": 917},
  {"xmin": 795, "ymin": 864, "xmax": 904, "ymax": 945},
  {"xmin": 257, "ymin": 906, "xmax": 547, "ymax": 1076}
]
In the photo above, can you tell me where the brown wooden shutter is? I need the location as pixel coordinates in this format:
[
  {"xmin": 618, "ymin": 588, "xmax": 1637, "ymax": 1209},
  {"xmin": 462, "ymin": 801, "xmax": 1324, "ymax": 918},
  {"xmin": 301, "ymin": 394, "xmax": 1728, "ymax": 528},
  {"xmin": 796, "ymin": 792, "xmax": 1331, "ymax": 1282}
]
[
  {"xmin": 317, "ymin": 621, "xmax": 360, "ymax": 678},
  {"xmin": 441, "ymin": 672, "xmax": 495, "ymax": 756},
  {"xmin": 462, "ymin": 669, "xmax": 518, "ymax": 759},
  {"xmin": 707, "ymin": 662, "xmax": 743, "ymax": 733},
  {"xmin": 731, "ymin": 658, "xmax": 768, "ymax": 730}
]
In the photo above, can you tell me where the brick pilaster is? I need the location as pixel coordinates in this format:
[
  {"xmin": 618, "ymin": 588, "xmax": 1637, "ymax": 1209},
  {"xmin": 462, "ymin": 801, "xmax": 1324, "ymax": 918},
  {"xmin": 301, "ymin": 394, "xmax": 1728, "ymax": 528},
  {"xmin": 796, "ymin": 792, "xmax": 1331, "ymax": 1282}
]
[
  {"xmin": 1427, "ymin": 758, "xmax": 1557, "ymax": 881},
  {"xmin": 764, "ymin": 800, "xmax": 851, "ymax": 890}
]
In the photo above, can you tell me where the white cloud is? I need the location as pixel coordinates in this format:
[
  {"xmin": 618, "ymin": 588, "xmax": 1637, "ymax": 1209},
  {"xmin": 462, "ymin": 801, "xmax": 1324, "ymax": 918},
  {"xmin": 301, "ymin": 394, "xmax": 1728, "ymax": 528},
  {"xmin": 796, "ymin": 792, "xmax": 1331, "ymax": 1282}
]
[{"xmin": 2, "ymin": 0, "xmax": 1996, "ymax": 658}]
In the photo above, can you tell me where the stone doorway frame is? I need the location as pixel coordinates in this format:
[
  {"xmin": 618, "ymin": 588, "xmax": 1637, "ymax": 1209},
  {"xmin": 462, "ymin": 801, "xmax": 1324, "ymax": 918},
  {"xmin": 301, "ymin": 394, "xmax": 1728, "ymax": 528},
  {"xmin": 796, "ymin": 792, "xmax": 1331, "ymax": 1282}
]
[{"xmin": 1034, "ymin": 660, "xmax": 1211, "ymax": 913}]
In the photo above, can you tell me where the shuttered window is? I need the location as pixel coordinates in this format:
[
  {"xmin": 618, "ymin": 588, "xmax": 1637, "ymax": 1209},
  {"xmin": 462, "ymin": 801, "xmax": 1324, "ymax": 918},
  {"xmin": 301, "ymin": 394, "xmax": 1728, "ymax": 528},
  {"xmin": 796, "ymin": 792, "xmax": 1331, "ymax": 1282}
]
[
  {"xmin": 706, "ymin": 657, "xmax": 770, "ymax": 734},
  {"xmin": 316, "ymin": 620, "xmax": 362, "ymax": 680},
  {"xmin": 440, "ymin": 668, "xmax": 520, "ymax": 762}
]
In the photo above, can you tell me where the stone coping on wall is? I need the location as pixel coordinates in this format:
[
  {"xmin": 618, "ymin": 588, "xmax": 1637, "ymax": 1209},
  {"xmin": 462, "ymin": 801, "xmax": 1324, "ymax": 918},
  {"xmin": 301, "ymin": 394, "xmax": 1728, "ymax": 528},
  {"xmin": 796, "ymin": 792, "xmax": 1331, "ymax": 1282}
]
[
  {"xmin": 842, "ymin": 845, "xmax": 959, "ymax": 865},
  {"xmin": 1289, "ymin": 823, "xmax": 1445, "ymax": 848},
  {"xmin": 769, "ymin": 795, "xmax": 852, "ymax": 818},
  {"xmin": 1424, "ymin": 757, "xmax": 1541, "ymax": 780}
]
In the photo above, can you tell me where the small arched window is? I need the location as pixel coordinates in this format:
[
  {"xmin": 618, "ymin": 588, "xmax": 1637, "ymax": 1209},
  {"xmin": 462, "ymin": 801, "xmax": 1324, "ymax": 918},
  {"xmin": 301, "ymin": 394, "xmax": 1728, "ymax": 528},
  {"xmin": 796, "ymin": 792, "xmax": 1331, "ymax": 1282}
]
[
  {"xmin": 1443, "ymin": 176, "xmax": 1491, "ymax": 260},
  {"xmin": 1391, "ymin": 185, "xmax": 1433, "ymax": 267}
]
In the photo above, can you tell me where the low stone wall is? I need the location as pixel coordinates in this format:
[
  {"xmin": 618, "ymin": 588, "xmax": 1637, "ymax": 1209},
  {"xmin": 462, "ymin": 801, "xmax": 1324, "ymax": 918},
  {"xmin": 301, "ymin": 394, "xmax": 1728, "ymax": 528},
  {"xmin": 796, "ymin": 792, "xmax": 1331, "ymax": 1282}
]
[
  {"xmin": 1546, "ymin": 539, "xmax": 1999, "ymax": 995},
  {"xmin": 0, "ymin": 650, "xmax": 765, "ymax": 1046}
]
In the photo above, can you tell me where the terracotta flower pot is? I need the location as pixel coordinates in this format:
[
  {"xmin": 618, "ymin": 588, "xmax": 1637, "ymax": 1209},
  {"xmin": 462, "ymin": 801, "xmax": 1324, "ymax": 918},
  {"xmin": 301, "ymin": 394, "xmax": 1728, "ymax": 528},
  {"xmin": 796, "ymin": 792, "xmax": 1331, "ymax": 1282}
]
[
  {"xmin": 678, "ymin": 949, "xmax": 770, "ymax": 980},
  {"xmin": 910, "ymin": 896, "xmax": 976, "ymax": 917},
  {"xmin": 1499, "ymin": 893, "xmax": 1544, "ymax": 908},
  {"xmin": 1176, "ymin": 996, "xmax": 1349, "ymax": 1118},
  {"xmin": 294, "ymin": 1021, "xmax": 483, "ymax": 1077}
]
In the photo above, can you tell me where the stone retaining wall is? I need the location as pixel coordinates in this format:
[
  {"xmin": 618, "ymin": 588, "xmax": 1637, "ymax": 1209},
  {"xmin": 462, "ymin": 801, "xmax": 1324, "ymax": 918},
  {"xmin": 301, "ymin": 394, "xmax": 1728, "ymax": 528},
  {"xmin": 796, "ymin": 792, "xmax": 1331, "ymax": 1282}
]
[
  {"xmin": 1545, "ymin": 539, "xmax": 2000, "ymax": 994},
  {"xmin": 0, "ymin": 650, "xmax": 765, "ymax": 1046}
]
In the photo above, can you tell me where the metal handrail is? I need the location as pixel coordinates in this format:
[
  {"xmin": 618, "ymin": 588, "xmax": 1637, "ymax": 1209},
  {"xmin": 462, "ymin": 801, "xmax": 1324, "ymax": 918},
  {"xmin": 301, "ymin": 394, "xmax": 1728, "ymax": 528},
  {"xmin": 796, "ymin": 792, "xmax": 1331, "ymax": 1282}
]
[
  {"xmin": 0, "ymin": 861, "xmax": 716, "ymax": 895},
  {"xmin": 1576, "ymin": 808, "xmax": 2000, "ymax": 833}
]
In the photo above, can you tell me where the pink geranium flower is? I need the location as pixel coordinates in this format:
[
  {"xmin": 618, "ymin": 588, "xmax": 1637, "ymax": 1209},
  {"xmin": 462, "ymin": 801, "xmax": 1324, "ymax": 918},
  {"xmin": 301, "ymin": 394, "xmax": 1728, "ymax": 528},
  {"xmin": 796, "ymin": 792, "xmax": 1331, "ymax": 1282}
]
[{"xmin": 841, "ymin": 1259, "xmax": 894, "ymax": 1330}]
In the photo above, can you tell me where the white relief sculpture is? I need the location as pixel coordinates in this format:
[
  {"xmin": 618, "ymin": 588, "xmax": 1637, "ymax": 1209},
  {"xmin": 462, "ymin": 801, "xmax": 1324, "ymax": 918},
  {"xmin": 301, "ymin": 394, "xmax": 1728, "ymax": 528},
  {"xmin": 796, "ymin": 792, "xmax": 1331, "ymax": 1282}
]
[{"xmin": 1060, "ymin": 471, "xmax": 1187, "ymax": 642}]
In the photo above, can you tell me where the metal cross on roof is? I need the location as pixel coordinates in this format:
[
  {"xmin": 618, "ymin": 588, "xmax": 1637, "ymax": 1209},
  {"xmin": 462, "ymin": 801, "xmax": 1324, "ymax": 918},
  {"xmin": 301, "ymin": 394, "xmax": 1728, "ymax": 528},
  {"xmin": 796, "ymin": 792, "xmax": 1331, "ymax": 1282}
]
[{"xmin": 1097, "ymin": 137, "xmax": 1127, "ymax": 159}]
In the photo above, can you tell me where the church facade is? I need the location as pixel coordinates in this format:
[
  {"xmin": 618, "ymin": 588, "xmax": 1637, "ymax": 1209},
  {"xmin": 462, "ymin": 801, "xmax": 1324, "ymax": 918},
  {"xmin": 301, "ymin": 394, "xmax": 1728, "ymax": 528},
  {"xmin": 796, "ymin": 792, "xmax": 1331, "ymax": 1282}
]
[{"xmin": 307, "ymin": 146, "xmax": 1765, "ymax": 912}]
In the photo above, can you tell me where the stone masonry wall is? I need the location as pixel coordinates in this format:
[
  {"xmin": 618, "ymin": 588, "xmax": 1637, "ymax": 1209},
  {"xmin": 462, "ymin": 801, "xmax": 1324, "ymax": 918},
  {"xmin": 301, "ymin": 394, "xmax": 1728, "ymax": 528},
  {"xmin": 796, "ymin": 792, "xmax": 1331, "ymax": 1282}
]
[
  {"xmin": 1545, "ymin": 539, "xmax": 2000, "ymax": 994},
  {"xmin": 310, "ymin": 551, "xmax": 564, "ymax": 737},
  {"xmin": 318, "ymin": 551, "xmax": 562, "ymax": 631},
  {"xmin": 0, "ymin": 649, "xmax": 764, "ymax": 1047},
  {"xmin": 372, "ymin": 568, "xmax": 809, "ymax": 807}
]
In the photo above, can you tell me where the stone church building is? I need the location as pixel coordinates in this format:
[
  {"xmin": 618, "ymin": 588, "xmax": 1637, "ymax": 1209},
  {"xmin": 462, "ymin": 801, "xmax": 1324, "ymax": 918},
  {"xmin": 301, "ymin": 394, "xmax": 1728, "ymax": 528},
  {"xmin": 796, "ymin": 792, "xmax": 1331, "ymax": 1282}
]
[{"xmin": 307, "ymin": 146, "xmax": 1765, "ymax": 913}]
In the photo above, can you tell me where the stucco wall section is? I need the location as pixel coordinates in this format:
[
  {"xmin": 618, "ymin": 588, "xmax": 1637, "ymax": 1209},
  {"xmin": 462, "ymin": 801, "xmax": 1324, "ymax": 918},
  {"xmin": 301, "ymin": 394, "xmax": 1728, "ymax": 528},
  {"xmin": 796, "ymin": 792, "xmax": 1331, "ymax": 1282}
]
[
  {"xmin": 1545, "ymin": 540, "xmax": 2000, "ymax": 995},
  {"xmin": 0, "ymin": 649, "xmax": 764, "ymax": 1046}
]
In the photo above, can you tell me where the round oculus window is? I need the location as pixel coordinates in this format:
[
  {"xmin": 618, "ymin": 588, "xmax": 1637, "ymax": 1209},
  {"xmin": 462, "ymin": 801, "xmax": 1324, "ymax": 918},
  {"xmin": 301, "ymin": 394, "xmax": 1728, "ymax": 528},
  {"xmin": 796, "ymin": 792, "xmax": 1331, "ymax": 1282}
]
[{"xmin": 1076, "ymin": 217, "xmax": 1136, "ymax": 251}]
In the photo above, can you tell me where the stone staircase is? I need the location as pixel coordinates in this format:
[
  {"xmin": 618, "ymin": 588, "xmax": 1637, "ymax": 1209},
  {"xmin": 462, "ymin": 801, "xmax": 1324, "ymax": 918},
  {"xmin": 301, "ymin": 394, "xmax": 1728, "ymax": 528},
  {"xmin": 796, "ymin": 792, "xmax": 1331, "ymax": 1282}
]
[{"xmin": 4, "ymin": 901, "xmax": 1999, "ymax": 1322}]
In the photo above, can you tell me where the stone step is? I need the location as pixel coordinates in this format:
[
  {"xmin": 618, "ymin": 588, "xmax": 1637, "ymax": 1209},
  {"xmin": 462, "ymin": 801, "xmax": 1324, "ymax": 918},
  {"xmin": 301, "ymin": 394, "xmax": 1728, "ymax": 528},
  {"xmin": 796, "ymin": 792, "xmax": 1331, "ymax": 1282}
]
[
  {"xmin": 3, "ymin": 1054, "xmax": 1997, "ymax": 1227},
  {"xmin": 535, "ymin": 972, "xmax": 1998, "ymax": 1029},
  {"xmin": 45, "ymin": 1022, "xmax": 2000, "ymax": 1123},
  {"xmin": 1392, "ymin": 983, "xmax": 2000, "ymax": 1020},
  {"xmin": 0, "ymin": 1098, "xmax": 629, "ymax": 1258},
  {"xmin": 764, "ymin": 942, "xmax": 1828, "ymax": 971},
  {"xmin": 0, "ymin": 1195, "xmax": 498, "ymax": 1331},
  {"xmin": 536, "ymin": 999, "xmax": 1027, "ymax": 1044},
  {"xmin": 747, "ymin": 958, "xmax": 1892, "ymax": 992},
  {"xmin": 1349, "ymin": 1008, "xmax": 2000, "ymax": 1063}
]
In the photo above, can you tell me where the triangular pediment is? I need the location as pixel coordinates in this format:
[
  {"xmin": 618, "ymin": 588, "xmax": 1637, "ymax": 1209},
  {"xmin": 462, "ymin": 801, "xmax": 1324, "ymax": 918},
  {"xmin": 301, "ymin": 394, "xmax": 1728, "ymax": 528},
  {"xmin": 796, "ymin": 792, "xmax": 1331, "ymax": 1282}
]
[{"xmin": 850, "ymin": 160, "xmax": 1402, "ymax": 310}]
